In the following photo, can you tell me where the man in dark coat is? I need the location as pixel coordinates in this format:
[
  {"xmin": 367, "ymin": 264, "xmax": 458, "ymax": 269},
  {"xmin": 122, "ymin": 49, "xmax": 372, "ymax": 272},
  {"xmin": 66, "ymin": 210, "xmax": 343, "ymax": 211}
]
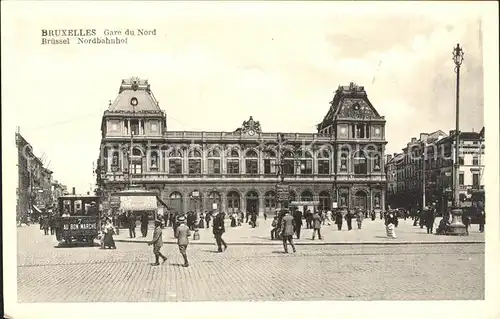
[
  {"xmin": 148, "ymin": 219, "xmax": 167, "ymax": 266},
  {"xmin": 293, "ymin": 209, "xmax": 303, "ymax": 239},
  {"xmin": 345, "ymin": 210, "xmax": 353, "ymax": 231},
  {"xmin": 281, "ymin": 211, "xmax": 296, "ymax": 253},
  {"xmin": 335, "ymin": 210, "xmax": 343, "ymax": 230},
  {"xmin": 205, "ymin": 211, "xmax": 211, "ymax": 228},
  {"xmin": 175, "ymin": 216, "xmax": 191, "ymax": 267},
  {"xmin": 425, "ymin": 208, "xmax": 435, "ymax": 234},
  {"xmin": 140, "ymin": 212, "xmax": 149, "ymax": 237},
  {"xmin": 128, "ymin": 213, "xmax": 136, "ymax": 238},
  {"xmin": 312, "ymin": 211, "xmax": 323, "ymax": 240},
  {"xmin": 213, "ymin": 212, "xmax": 227, "ymax": 252}
]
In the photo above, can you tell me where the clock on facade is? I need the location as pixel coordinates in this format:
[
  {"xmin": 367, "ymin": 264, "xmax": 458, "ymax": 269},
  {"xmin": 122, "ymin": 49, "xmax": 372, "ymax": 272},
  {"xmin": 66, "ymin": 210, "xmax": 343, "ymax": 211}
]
[
  {"xmin": 248, "ymin": 130, "xmax": 255, "ymax": 136},
  {"xmin": 375, "ymin": 128, "xmax": 380, "ymax": 135},
  {"xmin": 130, "ymin": 97, "xmax": 138, "ymax": 107}
]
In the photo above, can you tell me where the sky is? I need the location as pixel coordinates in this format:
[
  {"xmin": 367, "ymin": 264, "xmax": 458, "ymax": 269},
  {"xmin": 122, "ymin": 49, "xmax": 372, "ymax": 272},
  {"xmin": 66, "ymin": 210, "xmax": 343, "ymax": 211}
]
[{"xmin": 2, "ymin": 2, "xmax": 486, "ymax": 195}]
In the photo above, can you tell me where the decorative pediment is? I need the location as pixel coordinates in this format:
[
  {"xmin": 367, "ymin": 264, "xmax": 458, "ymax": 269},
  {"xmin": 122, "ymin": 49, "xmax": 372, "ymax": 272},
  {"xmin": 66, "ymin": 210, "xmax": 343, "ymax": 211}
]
[
  {"xmin": 337, "ymin": 99, "xmax": 380, "ymax": 120},
  {"xmin": 235, "ymin": 116, "xmax": 262, "ymax": 135}
]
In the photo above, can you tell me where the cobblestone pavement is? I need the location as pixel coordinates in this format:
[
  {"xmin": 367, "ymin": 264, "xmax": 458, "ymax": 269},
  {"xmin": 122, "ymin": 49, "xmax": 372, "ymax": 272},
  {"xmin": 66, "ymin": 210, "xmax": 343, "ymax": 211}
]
[
  {"xmin": 114, "ymin": 217, "xmax": 485, "ymax": 245},
  {"xmin": 17, "ymin": 225, "xmax": 484, "ymax": 302}
]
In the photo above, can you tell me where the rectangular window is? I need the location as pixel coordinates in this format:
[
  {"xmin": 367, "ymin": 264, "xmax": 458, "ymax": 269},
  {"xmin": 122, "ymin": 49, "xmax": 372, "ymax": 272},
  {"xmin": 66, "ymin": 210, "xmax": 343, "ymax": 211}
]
[
  {"xmin": 458, "ymin": 157, "xmax": 464, "ymax": 165},
  {"xmin": 131, "ymin": 120, "xmax": 139, "ymax": 136},
  {"xmin": 472, "ymin": 174, "xmax": 479, "ymax": 187},
  {"xmin": 318, "ymin": 160, "xmax": 329, "ymax": 175},
  {"xmin": 300, "ymin": 160, "xmax": 313, "ymax": 174},
  {"xmin": 459, "ymin": 173, "xmax": 464, "ymax": 185},
  {"xmin": 208, "ymin": 159, "xmax": 220, "ymax": 174},
  {"xmin": 264, "ymin": 159, "xmax": 276, "ymax": 174},
  {"xmin": 188, "ymin": 159, "xmax": 201, "ymax": 174},
  {"xmin": 150, "ymin": 122, "xmax": 158, "ymax": 132},
  {"xmin": 227, "ymin": 159, "xmax": 240, "ymax": 174},
  {"xmin": 472, "ymin": 157, "xmax": 479, "ymax": 165},
  {"xmin": 169, "ymin": 159, "xmax": 182, "ymax": 174},
  {"xmin": 131, "ymin": 163, "xmax": 142, "ymax": 174},
  {"xmin": 246, "ymin": 159, "xmax": 258, "ymax": 174}
]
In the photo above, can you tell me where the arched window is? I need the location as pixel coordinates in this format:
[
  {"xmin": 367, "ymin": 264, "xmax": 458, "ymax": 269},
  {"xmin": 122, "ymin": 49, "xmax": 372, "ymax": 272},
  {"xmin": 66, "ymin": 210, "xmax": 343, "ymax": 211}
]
[
  {"xmin": 289, "ymin": 191, "xmax": 297, "ymax": 203},
  {"xmin": 354, "ymin": 151, "xmax": 367, "ymax": 175},
  {"xmin": 318, "ymin": 149, "xmax": 330, "ymax": 175},
  {"xmin": 150, "ymin": 150, "xmax": 159, "ymax": 170},
  {"xmin": 207, "ymin": 191, "xmax": 221, "ymax": 210},
  {"xmin": 188, "ymin": 149, "xmax": 202, "ymax": 174},
  {"xmin": 168, "ymin": 149, "xmax": 183, "ymax": 175},
  {"xmin": 188, "ymin": 190, "xmax": 202, "ymax": 211},
  {"xmin": 372, "ymin": 152, "xmax": 381, "ymax": 171},
  {"xmin": 374, "ymin": 193, "xmax": 381, "ymax": 208},
  {"xmin": 319, "ymin": 191, "xmax": 330, "ymax": 210},
  {"xmin": 298, "ymin": 150, "xmax": 313, "ymax": 175},
  {"xmin": 227, "ymin": 149, "xmax": 240, "ymax": 174},
  {"xmin": 245, "ymin": 149, "xmax": 258, "ymax": 175},
  {"xmin": 264, "ymin": 150, "xmax": 277, "ymax": 175},
  {"xmin": 265, "ymin": 191, "xmax": 276, "ymax": 211},
  {"xmin": 169, "ymin": 191, "xmax": 183, "ymax": 212},
  {"xmin": 340, "ymin": 147, "xmax": 349, "ymax": 172},
  {"xmin": 131, "ymin": 148, "xmax": 143, "ymax": 174},
  {"xmin": 283, "ymin": 150, "xmax": 295, "ymax": 175},
  {"xmin": 246, "ymin": 190, "xmax": 259, "ymax": 213},
  {"xmin": 227, "ymin": 191, "xmax": 240, "ymax": 212},
  {"xmin": 301, "ymin": 190, "xmax": 313, "ymax": 202},
  {"xmin": 111, "ymin": 151, "xmax": 120, "ymax": 170},
  {"xmin": 207, "ymin": 149, "xmax": 221, "ymax": 174}
]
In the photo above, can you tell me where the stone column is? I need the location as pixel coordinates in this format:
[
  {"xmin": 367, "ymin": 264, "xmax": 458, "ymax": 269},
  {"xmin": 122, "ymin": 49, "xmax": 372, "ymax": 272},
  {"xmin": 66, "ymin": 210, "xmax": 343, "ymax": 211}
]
[
  {"xmin": 202, "ymin": 147, "xmax": 207, "ymax": 174},
  {"xmin": 241, "ymin": 151, "xmax": 245, "ymax": 174},
  {"xmin": 348, "ymin": 186, "xmax": 352, "ymax": 209},
  {"xmin": 381, "ymin": 188, "xmax": 386, "ymax": 210},
  {"xmin": 241, "ymin": 192, "xmax": 247, "ymax": 213},
  {"xmin": 182, "ymin": 196, "xmax": 188, "ymax": 213},
  {"xmin": 258, "ymin": 194, "xmax": 265, "ymax": 215},
  {"xmin": 221, "ymin": 192, "xmax": 227, "ymax": 213}
]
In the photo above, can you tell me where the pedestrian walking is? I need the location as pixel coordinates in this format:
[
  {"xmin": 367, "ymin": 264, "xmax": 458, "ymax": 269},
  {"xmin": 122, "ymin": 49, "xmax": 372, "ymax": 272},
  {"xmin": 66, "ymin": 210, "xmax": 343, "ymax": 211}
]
[
  {"xmin": 356, "ymin": 209, "xmax": 364, "ymax": 230},
  {"xmin": 463, "ymin": 212, "xmax": 471, "ymax": 235},
  {"xmin": 102, "ymin": 217, "xmax": 117, "ymax": 249},
  {"xmin": 148, "ymin": 219, "xmax": 167, "ymax": 266},
  {"xmin": 306, "ymin": 210, "xmax": 313, "ymax": 229},
  {"xmin": 175, "ymin": 216, "xmax": 191, "ymax": 267},
  {"xmin": 128, "ymin": 212, "xmax": 136, "ymax": 238},
  {"xmin": 140, "ymin": 212, "xmax": 149, "ymax": 237},
  {"xmin": 312, "ymin": 211, "xmax": 323, "ymax": 240},
  {"xmin": 385, "ymin": 212, "xmax": 397, "ymax": 239},
  {"xmin": 263, "ymin": 211, "xmax": 267, "ymax": 220},
  {"xmin": 335, "ymin": 209, "xmax": 343, "ymax": 230},
  {"xmin": 345, "ymin": 210, "xmax": 353, "ymax": 231},
  {"xmin": 213, "ymin": 212, "xmax": 227, "ymax": 252},
  {"xmin": 281, "ymin": 211, "xmax": 296, "ymax": 253},
  {"xmin": 42, "ymin": 216, "xmax": 50, "ymax": 235},
  {"xmin": 325, "ymin": 209, "xmax": 332, "ymax": 226},
  {"xmin": 425, "ymin": 208, "xmax": 435, "ymax": 234},
  {"xmin": 271, "ymin": 216, "xmax": 279, "ymax": 240},
  {"xmin": 205, "ymin": 211, "xmax": 211, "ymax": 228},
  {"xmin": 199, "ymin": 212, "xmax": 205, "ymax": 229},
  {"xmin": 293, "ymin": 209, "xmax": 303, "ymax": 239}
]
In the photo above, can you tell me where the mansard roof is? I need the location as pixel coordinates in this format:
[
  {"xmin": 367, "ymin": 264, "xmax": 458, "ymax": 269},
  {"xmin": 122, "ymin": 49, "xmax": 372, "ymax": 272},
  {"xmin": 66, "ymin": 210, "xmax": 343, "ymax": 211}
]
[
  {"xmin": 317, "ymin": 82, "xmax": 384, "ymax": 130},
  {"xmin": 105, "ymin": 77, "xmax": 163, "ymax": 114}
]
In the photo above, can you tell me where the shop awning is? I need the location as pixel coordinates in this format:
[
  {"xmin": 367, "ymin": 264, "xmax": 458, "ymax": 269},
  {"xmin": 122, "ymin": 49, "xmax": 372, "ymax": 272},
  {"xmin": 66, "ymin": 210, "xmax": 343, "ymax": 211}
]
[
  {"xmin": 32, "ymin": 205, "xmax": 42, "ymax": 214},
  {"xmin": 120, "ymin": 196, "xmax": 157, "ymax": 211}
]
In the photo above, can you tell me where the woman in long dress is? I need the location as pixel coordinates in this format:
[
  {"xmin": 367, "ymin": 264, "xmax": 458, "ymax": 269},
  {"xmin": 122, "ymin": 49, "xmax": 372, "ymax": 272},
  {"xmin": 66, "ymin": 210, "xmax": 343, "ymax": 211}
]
[
  {"xmin": 385, "ymin": 211, "xmax": 396, "ymax": 238},
  {"xmin": 103, "ymin": 218, "xmax": 117, "ymax": 249}
]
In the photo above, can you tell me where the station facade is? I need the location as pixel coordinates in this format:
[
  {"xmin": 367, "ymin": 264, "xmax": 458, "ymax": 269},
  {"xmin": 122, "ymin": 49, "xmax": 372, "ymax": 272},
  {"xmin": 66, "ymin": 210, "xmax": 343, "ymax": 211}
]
[{"xmin": 96, "ymin": 78, "xmax": 387, "ymax": 214}]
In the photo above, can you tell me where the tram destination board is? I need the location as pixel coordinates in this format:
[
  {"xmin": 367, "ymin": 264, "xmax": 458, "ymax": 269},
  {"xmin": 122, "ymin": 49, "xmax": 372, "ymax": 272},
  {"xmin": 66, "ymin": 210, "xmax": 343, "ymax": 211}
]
[{"xmin": 276, "ymin": 184, "xmax": 290, "ymax": 201}]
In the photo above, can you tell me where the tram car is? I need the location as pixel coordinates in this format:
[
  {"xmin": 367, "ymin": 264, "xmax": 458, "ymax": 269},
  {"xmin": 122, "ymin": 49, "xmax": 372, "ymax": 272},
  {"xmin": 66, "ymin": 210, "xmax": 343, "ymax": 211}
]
[{"xmin": 55, "ymin": 195, "xmax": 101, "ymax": 245}]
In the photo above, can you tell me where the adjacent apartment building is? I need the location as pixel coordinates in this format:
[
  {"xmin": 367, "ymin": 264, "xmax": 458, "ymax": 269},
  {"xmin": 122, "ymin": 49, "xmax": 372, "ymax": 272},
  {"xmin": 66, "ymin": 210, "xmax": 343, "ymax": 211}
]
[
  {"xmin": 385, "ymin": 128, "xmax": 485, "ymax": 211},
  {"xmin": 96, "ymin": 78, "xmax": 388, "ymax": 214}
]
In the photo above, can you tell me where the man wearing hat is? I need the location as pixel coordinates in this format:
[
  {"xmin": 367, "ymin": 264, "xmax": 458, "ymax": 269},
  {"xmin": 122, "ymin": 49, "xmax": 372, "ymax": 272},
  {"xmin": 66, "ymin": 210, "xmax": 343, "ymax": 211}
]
[
  {"xmin": 212, "ymin": 211, "xmax": 227, "ymax": 252},
  {"xmin": 148, "ymin": 219, "xmax": 167, "ymax": 266},
  {"xmin": 175, "ymin": 216, "xmax": 191, "ymax": 267}
]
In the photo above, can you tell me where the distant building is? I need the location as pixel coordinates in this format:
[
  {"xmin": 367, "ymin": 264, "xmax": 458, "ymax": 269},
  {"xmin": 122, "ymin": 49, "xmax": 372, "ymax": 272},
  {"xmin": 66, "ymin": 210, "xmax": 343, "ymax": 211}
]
[
  {"xmin": 15, "ymin": 130, "xmax": 61, "ymax": 219},
  {"xmin": 385, "ymin": 128, "xmax": 484, "ymax": 212},
  {"xmin": 96, "ymin": 78, "xmax": 388, "ymax": 214}
]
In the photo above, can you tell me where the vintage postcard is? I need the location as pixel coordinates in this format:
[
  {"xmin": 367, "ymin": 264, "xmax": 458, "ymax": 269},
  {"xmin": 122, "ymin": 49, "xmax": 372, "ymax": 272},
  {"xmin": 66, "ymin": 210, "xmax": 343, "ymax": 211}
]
[{"xmin": 2, "ymin": 1, "xmax": 499, "ymax": 319}]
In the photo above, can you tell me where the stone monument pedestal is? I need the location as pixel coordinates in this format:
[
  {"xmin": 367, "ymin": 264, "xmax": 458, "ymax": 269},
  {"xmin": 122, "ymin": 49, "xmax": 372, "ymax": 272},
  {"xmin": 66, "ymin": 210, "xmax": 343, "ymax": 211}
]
[{"xmin": 446, "ymin": 208, "xmax": 468, "ymax": 236}]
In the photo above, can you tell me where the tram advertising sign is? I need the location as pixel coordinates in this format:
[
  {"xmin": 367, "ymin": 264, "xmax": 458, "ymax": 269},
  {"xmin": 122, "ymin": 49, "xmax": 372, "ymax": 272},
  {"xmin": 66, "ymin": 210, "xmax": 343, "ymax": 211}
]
[{"xmin": 276, "ymin": 183, "xmax": 290, "ymax": 201}]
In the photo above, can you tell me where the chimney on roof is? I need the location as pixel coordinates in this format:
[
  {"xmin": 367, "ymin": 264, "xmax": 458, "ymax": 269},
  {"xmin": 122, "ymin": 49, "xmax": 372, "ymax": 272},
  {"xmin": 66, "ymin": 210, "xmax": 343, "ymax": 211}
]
[
  {"xmin": 386, "ymin": 154, "xmax": 393, "ymax": 163},
  {"xmin": 72, "ymin": 187, "xmax": 76, "ymax": 195},
  {"xmin": 449, "ymin": 130, "xmax": 456, "ymax": 136},
  {"xmin": 420, "ymin": 133, "xmax": 429, "ymax": 142},
  {"xmin": 411, "ymin": 137, "xmax": 417, "ymax": 143}
]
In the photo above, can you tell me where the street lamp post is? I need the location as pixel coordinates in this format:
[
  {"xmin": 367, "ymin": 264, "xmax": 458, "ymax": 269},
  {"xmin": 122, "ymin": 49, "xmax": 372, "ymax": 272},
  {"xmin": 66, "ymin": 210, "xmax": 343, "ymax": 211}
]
[
  {"xmin": 275, "ymin": 133, "xmax": 305, "ymax": 211},
  {"xmin": 448, "ymin": 43, "xmax": 467, "ymax": 235}
]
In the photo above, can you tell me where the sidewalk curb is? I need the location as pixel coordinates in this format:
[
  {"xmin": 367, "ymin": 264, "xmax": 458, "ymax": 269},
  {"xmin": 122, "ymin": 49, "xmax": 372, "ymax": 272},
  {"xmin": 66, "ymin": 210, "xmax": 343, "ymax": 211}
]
[{"xmin": 114, "ymin": 239, "xmax": 485, "ymax": 246}]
